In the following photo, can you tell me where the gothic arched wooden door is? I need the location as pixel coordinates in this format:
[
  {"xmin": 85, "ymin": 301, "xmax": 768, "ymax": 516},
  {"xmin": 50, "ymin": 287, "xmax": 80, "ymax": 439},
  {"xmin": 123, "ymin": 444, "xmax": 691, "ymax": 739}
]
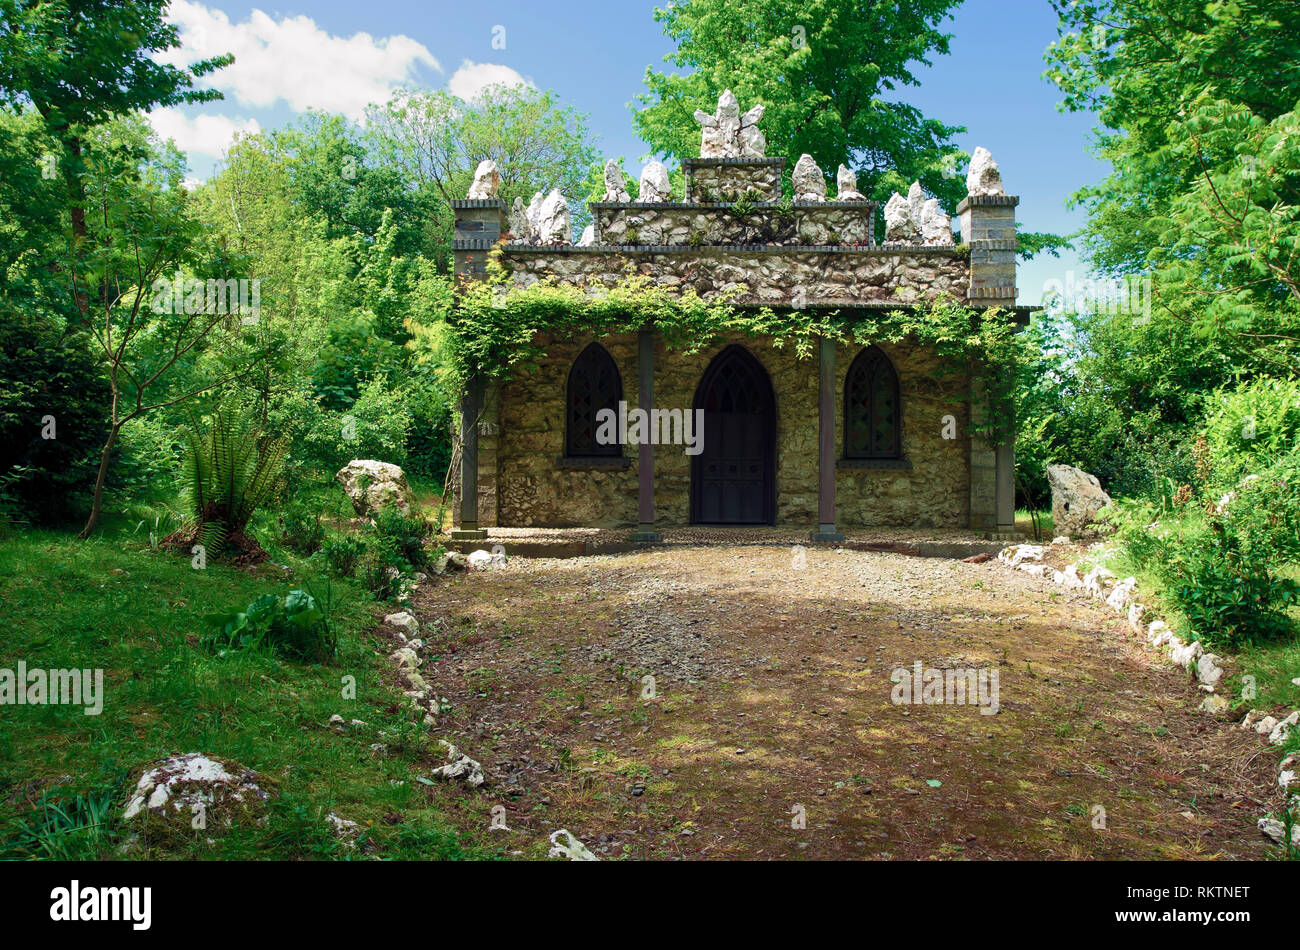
[{"xmin": 690, "ymin": 345, "xmax": 777, "ymax": 524}]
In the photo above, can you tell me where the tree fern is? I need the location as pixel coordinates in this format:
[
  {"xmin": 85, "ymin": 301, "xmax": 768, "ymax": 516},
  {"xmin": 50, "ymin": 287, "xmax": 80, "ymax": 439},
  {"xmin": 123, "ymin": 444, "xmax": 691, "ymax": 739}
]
[{"xmin": 177, "ymin": 402, "xmax": 286, "ymax": 555}]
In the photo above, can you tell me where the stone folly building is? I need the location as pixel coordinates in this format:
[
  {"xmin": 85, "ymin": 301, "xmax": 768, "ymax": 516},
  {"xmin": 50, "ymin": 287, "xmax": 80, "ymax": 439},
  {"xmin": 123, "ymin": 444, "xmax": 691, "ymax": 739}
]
[{"xmin": 450, "ymin": 91, "xmax": 1025, "ymax": 541}]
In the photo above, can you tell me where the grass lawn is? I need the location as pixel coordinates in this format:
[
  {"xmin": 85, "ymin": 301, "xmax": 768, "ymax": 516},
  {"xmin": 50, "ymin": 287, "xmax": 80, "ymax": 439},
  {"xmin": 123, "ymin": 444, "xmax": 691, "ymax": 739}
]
[{"xmin": 0, "ymin": 516, "xmax": 493, "ymax": 861}]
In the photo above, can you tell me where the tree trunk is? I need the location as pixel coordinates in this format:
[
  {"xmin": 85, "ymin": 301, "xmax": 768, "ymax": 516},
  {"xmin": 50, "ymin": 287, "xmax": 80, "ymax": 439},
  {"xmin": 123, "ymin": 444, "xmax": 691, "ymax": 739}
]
[{"xmin": 78, "ymin": 423, "xmax": 120, "ymax": 539}]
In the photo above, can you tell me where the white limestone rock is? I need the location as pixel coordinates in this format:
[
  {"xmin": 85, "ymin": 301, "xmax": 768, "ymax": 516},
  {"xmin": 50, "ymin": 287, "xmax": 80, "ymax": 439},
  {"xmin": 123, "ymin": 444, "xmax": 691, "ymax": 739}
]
[
  {"xmin": 1106, "ymin": 576, "xmax": 1138, "ymax": 612},
  {"xmin": 792, "ymin": 154, "xmax": 827, "ymax": 201},
  {"xmin": 467, "ymin": 548, "xmax": 507, "ymax": 570},
  {"xmin": 336, "ymin": 460, "xmax": 416, "ymax": 517},
  {"xmin": 884, "ymin": 193, "xmax": 917, "ymax": 243},
  {"xmin": 602, "ymin": 159, "xmax": 631, "ymax": 202},
  {"xmin": 694, "ymin": 89, "xmax": 766, "ymax": 158},
  {"xmin": 1168, "ymin": 638, "xmax": 1204, "ymax": 671},
  {"xmin": 533, "ymin": 189, "xmax": 571, "ymax": 244},
  {"xmin": 907, "ymin": 182, "xmax": 927, "ymax": 226},
  {"xmin": 428, "ymin": 740, "xmax": 485, "ymax": 787},
  {"xmin": 389, "ymin": 647, "xmax": 420, "ymax": 671},
  {"xmin": 577, "ymin": 223, "xmax": 596, "ymax": 246},
  {"xmin": 1195, "ymin": 653, "xmax": 1225, "ymax": 690},
  {"xmin": 637, "ymin": 161, "xmax": 672, "ymax": 203},
  {"xmin": 466, "ymin": 159, "xmax": 500, "ymax": 199},
  {"xmin": 1269, "ymin": 711, "xmax": 1299, "ymax": 746},
  {"xmin": 836, "ymin": 164, "xmax": 867, "ymax": 201},
  {"xmin": 966, "ymin": 146, "xmax": 1006, "ymax": 197},
  {"xmin": 507, "ymin": 196, "xmax": 532, "ymax": 241},
  {"xmin": 123, "ymin": 753, "xmax": 272, "ymax": 827},
  {"xmin": 1047, "ymin": 464, "xmax": 1112, "ymax": 538},
  {"xmin": 1083, "ymin": 565, "xmax": 1116, "ymax": 598},
  {"xmin": 919, "ymin": 198, "xmax": 954, "ymax": 246},
  {"xmin": 384, "ymin": 611, "xmax": 419, "ymax": 639},
  {"xmin": 1199, "ymin": 694, "xmax": 1231, "ymax": 716},
  {"xmin": 1258, "ymin": 816, "xmax": 1300, "ymax": 848},
  {"xmin": 998, "ymin": 544, "xmax": 1043, "ymax": 568},
  {"xmin": 548, "ymin": 828, "xmax": 599, "ymax": 861},
  {"xmin": 739, "ymin": 105, "xmax": 767, "ymax": 159}
]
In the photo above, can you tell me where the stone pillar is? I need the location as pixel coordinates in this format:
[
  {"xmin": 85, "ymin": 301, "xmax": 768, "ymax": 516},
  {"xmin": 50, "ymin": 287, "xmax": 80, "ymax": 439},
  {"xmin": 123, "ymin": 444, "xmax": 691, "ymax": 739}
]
[
  {"xmin": 811, "ymin": 337, "xmax": 844, "ymax": 542},
  {"xmin": 996, "ymin": 436, "xmax": 1015, "ymax": 534},
  {"xmin": 631, "ymin": 328, "xmax": 662, "ymax": 542},
  {"xmin": 450, "ymin": 198, "xmax": 507, "ymax": 279},
  {"xmin": 958, "ymin": 192, "xmax": 1020, "ymax": 538},
  {"xmin": 451, "ymin": 375, "xmax": 487, "ymax": 540}
]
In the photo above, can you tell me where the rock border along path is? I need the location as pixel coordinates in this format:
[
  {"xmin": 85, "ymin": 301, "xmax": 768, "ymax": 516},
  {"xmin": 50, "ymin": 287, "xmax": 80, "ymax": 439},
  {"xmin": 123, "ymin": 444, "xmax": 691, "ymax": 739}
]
[{"xmin": 997, "ymin": 540, "xmax": 1299, "ymax": 850}]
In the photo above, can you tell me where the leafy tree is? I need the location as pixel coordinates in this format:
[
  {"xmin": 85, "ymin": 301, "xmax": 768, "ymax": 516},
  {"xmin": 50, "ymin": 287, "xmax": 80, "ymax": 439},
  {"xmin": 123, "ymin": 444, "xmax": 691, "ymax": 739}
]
[
  {"xmin": 75, "ymin": 119, "xmax": 264, "ymax": 537},
  {"xmin": 366, "ymin": 84, "xmax": 597, "ymax": 254},
  {"xmin": 0, "ymin": 0, "xmax": 231, "ymax": 315},
  {"xmin": 1045, "ymin": 0, "xmax": 1300, "ymax": 274},
  {"xmin": 633, "ymin": 0, "xmax": 968, "ymax": 213}
]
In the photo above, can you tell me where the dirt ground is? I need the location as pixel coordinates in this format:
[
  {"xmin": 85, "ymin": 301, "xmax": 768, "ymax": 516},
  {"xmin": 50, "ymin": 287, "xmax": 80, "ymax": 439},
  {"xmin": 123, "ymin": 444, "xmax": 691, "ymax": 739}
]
[{"xmin": 401, "ymin": 544, "xmax": 1279, "ymax": 860}]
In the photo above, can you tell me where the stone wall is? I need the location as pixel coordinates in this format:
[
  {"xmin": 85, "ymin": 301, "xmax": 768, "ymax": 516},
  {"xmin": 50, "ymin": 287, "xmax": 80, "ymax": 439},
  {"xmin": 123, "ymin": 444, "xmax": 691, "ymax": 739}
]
[
  {"xmin": 685, "ymin": 158, "xmax": 784, "ymax": 201},
  {"xmin": 592, "ymin": 202, "xmax": 877, "ymax": 248},
  {"xmin": 502, "ymin": 247, "xmax": 968, "ymax": 309},
  {"xmin": 490, "ymin": 332, "xmax": 971, "ymax": 528}
]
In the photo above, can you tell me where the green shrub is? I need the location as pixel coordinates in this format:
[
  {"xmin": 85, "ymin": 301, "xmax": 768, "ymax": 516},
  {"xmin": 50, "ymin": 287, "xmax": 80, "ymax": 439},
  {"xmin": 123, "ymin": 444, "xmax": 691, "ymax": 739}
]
[
  {"xmin": 301, "ymin": 376, "xmax": 413, "ymax": 475},
  {"xmin": 373, "ymin": 505, "xmax": 433, "ymax": 570},
  {"xmin": 1203, "ymin": 378, "xmax": 1300, "ymax": 492},
  {"xmin": 1113, "ymin": 456, "xmax": 1300, "ymax": 649},
  {"xmin": 203, "ymin": 588, "xmax": 338, "ymax": 662},
  {"xmin": 361, "ymin": 548, "xmax": 409, "ymax": 602},
  {"xmin": 323, "ymin": 535, "xmax": 366, "ymax": 577},
  {"xmin": 278, "ymin": 503, "xmax": 326, "ymax": 556}
]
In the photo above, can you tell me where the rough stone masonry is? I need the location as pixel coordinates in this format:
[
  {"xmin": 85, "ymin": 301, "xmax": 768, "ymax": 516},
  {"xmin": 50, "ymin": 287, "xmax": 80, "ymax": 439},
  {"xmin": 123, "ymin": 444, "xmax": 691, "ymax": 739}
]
[{"xmin": 448, "ymin": 91, "xmax": 1024, "ymax": 539}]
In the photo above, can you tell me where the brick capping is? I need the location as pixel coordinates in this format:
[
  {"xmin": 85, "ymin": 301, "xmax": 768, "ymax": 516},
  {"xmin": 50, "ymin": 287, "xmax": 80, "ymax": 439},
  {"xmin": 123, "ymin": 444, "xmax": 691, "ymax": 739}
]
[
  {"xmin": 956, "ymin": 194, "xmax": 1020, "ymax": 212},
  {"xmin": 450, "ymin": 198, "xmax": 508, "ymax": 210}
]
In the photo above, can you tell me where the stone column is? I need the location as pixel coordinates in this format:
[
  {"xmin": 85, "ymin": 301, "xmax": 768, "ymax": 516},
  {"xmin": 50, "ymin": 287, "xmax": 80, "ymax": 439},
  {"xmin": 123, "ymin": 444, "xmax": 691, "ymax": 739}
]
[
  {"xmin": 958, "ymin": 192, "xmax": 1020, "ymax": 538},
  {"xmin": 631, "ymin": 328, "xmax": 662, "ymax": 542},
  {"xmin": 451, "ymin": 375, "xmax": 487, "ymax": 540},
  {"xmin": 811, "ymin": 337, "xmax": 844, "ymax": 542}
]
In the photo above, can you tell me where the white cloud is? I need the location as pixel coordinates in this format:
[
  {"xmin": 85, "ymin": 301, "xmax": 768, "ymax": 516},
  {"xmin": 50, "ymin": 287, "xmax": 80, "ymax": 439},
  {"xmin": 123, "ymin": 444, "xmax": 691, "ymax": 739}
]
[
  {"xmin": 159, "ymin": 1, "xmax": 441, "ymax": 121},
  {"xmin": 149, "ymin": 108, "xmax": 261, "ymax": 159},
  {"xmin": 448, "ymin": 60, "xmax": 534, "ymax": 101}
]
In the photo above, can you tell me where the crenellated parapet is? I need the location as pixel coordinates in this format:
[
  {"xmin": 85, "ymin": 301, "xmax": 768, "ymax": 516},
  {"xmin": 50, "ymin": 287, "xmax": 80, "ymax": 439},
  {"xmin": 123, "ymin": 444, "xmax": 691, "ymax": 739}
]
[{"xmin": 450, "ymin": 92, "xmax": 1019, "ymax": 310}]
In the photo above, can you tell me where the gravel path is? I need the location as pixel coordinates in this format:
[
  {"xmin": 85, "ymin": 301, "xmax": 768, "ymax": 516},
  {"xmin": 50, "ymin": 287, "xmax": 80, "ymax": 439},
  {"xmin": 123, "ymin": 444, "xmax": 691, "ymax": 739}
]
[{"xmin": 408, "ymin": 545, "xmax": 1278, "ymax": 860}]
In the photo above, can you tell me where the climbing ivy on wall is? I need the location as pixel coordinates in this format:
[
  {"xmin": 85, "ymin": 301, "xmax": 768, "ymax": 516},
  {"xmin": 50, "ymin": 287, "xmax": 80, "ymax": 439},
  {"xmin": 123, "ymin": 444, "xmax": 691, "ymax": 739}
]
[{"xmin": 447, "ymin": 251, "xmax": 1029, "ymax": 442}]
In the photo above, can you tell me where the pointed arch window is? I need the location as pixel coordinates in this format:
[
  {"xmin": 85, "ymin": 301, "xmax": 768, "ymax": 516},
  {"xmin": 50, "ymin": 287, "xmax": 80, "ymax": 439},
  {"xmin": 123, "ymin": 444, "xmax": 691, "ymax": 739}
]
[
  {"xmin": 566, "ymin": 342, "xmax": 622, "ymax": 458},
  {"xmin": 844, "ymin": 345, "xmax": 902, "ymax": 459}
]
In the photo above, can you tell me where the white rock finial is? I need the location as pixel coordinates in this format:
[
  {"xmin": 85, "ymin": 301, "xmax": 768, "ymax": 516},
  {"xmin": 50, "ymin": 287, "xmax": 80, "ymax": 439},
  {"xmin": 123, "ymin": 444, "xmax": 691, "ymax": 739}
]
[
  {"xmin": 906, "ymin": 182, "xmax": 926, "ymax": 225},
  {"xmin": 919, "ymin": 198, "xmax": 954, "ymax": 246},
  {"xmin": 966, "ymin": 146, "xmax": 1005, "ymax": 197},
  {"xmin": 466, "ymin": 159, "xmax": 500, "ymax": 199},
  {"xmin": 836, "ymin": 164, "xmax": 866, "ymax": 201},
  {"xmin": 792, "ymin": 154, "xmax": 827, "ymax": 201},
  {"xmin": 602, "ymin": 159, "xmax": 630, "ymax": 203},
  {"xmin": 694, "ymin": 89, "xmax": 767, "ymax": 158},
  {"xmin": 884, "ymin": 193, "xmax": 917, "ymax": 243},
  {"xmin": 637, "ymin": 161, "xmax": 672, "ymax": 202},
  {"xmin": 508, "ymin": 196, "xmax": 533, "ymax": 241},
  {"xmin": 534, "ymin": 189, "xmax": 571, "ymax": 244}
]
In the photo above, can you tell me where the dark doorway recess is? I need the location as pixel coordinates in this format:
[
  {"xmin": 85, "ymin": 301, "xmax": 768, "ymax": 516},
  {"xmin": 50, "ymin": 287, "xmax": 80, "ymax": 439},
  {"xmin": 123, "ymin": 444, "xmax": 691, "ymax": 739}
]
[{"xmin": 691, "ymin": 344, "xmax": 777, "ymax": 524}]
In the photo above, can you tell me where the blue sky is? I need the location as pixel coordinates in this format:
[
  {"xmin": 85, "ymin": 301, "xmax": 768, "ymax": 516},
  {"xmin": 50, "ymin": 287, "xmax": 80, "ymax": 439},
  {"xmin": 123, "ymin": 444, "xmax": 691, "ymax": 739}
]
[{"xmin": 156, "ymin": 0, "xmax": 1106, "ymax": 303}]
